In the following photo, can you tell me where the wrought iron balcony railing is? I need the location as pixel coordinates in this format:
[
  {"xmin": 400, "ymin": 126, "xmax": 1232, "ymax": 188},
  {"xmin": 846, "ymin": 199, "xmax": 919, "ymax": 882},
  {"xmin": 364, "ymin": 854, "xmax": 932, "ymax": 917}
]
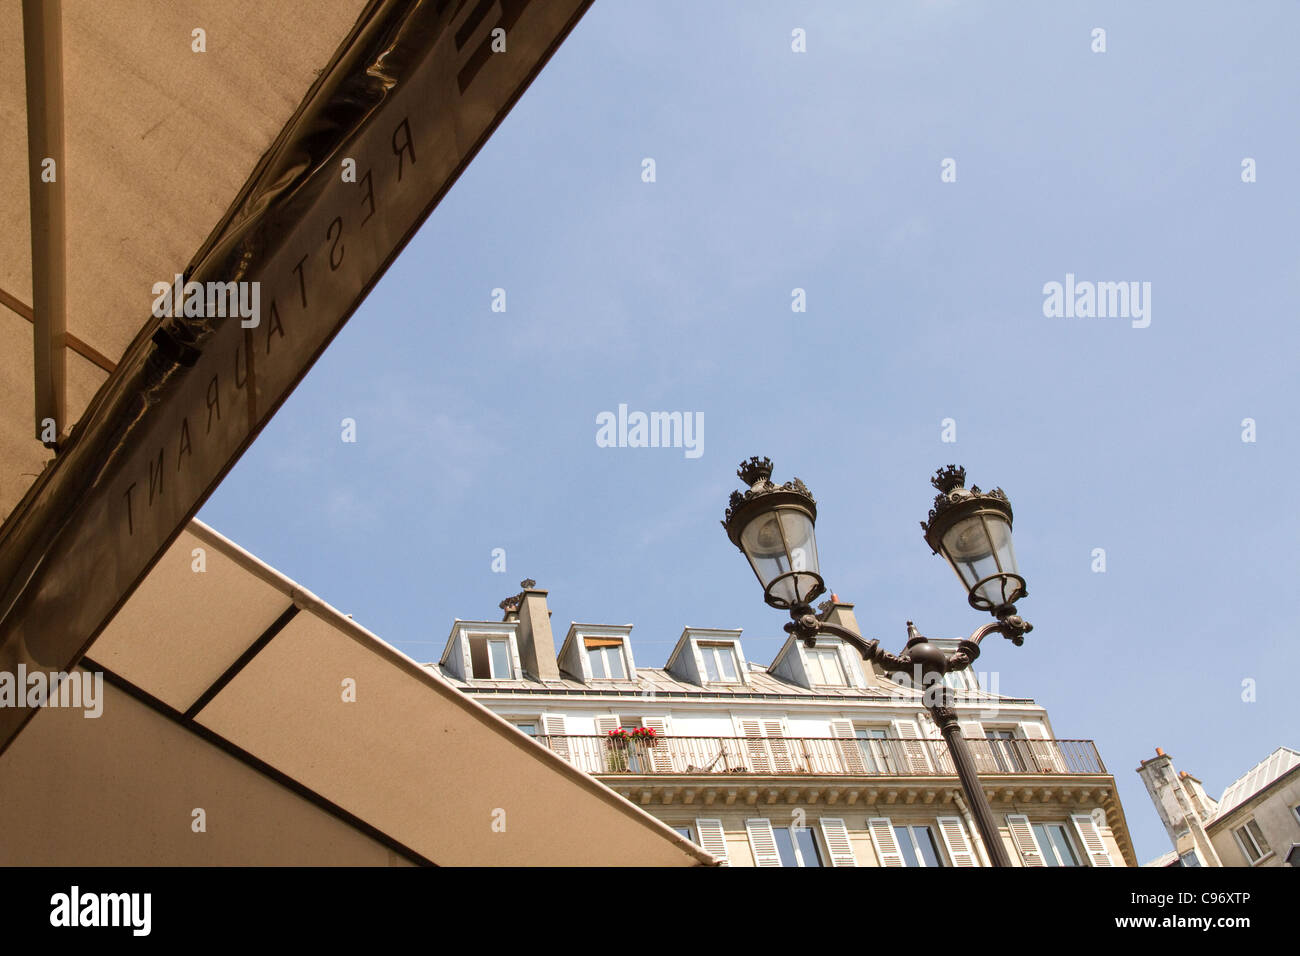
[{"xmin": 536, "ymin": 735, "xmax": 1106, "ymax": 777}]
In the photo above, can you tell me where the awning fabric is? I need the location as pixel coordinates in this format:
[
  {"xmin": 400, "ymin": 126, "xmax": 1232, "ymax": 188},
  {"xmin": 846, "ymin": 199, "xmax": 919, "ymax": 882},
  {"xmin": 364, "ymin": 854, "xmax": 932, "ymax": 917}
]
[
  {"xmin": 0, "ymin": 520, "xmax": 715, "ymax": 865},
  {"xmin": 2, "ymin": 0, "xmax": 372, "ymax": 520},
  {"xmin": 0, "ymin": 0, "xmax": 593, "ymax": 751}
]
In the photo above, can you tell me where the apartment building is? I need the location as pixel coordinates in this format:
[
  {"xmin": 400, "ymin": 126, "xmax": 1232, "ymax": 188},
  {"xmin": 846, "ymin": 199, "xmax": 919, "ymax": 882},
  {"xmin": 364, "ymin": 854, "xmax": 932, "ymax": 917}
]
[
  {"xmin": 428, "ymin": 580, "xmax": 1138, "ymax": 867},
  {"xmin": 1138, "ymin": 746, "xmax": 1300, "ymax": 867}
]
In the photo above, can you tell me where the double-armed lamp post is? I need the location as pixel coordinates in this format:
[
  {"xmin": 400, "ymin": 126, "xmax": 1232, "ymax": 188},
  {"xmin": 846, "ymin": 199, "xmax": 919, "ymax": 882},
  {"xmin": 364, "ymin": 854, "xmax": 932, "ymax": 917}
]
[{"xmin": 721, "ymin": 456, "xmax": 1034, "ymax": 867}]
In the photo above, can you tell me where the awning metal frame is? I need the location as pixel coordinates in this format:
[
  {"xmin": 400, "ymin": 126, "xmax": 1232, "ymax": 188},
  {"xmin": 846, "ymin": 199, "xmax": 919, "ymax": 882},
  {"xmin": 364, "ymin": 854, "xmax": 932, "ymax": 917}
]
[{"xmin": 21, "ymin": 0, "xmax": 67, "ymax": 448}]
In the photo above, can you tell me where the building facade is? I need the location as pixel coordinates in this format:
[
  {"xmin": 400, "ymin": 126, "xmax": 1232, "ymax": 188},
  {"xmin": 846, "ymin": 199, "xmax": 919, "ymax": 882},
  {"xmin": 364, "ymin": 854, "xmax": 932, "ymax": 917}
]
[
  {"xmin": 1138, "ymin": 746, "xmax": 1300, "ymax": 867},
  {"xmin": 428, "ymin": 580, "xmax": 1138, "ymax": 867}
]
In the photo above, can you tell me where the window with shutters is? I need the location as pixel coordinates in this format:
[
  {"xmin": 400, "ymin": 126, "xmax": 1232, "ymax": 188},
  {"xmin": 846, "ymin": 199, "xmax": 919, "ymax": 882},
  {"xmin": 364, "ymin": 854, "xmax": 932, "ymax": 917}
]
[
  {"xmin": 891, "ymin": 718, "xmax": 933, "ymax": 774},
  {"xmin": 854, "ymin": 724, "xmax": 896, "ymax": 774},
  {"xmin": 1006, "ymin": 814, "xmax": 1046, "ymax": 866},
  {"xmin": 828, "ymin": 720, "xmax": 868, "ymax": 774},
  {"xmin": 894, "ymin": 824, "xmax": 946, "ymax": 867},
  {"xmin": 735, "ymin": 717, "xmax": 797, "ymax": 773},
  {"xmin": 584, "ymin": 637, "xmax": 628, "ymax": 680},
  {"xmin": 986, "ymin": 727, "xmax": 1027, "ymax": 773},
  {"xmin": 772, "ymin": 825, "xmax": 824, "ymax": 867},
  {"xmin": 1233, "ymin": 819, "xmax": 1271, "ymax": 864},
  {"xmin": 1021, "ymin": 721, "xmax": 1067, "ymax": 773},
  {"xmin": 1031, "ymin": 822, "xmax": 1081, "ymax": 866},
  {"xmin": 699, "ymin": 642, "xmax": 741, "ymax": 683},
  {"xmin": 672, "ymin": 825, "xmax": 694, "ymax": 842}
]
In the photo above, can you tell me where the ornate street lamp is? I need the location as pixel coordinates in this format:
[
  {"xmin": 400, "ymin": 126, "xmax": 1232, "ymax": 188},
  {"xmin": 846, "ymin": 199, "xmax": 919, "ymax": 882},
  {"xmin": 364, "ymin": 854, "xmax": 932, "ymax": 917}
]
[
  {"xmin": 722, "ymin": 456, "xmax": 824, "ymax": 610},
  {"xmin": 722, "ymin": 456, "xmax": 1034, "ymax": 867},
  {"xmin": 921, "ymin": 464, "xmax": 1026, "ymax": 622}
]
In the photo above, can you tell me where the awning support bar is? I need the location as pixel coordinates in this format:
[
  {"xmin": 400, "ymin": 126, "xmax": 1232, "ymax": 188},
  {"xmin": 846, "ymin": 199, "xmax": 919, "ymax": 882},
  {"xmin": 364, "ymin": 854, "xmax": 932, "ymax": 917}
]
[{"xmin": 22, "ymin": 0, "xmax": 68, "ymax": 449}]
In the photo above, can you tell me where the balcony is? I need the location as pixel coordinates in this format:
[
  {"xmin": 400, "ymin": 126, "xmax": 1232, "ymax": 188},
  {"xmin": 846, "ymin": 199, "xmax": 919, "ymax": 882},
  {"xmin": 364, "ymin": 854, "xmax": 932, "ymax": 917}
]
[{"xmin": 537, "ymin": 735, "xmax": 1107, "ymax": 777}]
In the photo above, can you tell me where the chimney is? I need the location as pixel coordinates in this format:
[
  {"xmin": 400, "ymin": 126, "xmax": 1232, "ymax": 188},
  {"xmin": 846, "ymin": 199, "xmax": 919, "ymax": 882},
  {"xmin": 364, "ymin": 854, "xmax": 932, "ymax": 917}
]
[
  {"xmin": 817, "ymin": 594, "xmax": 861, "ymax": 633},
  {"xmin": 817, "ymin": 595, "xmax": 877, "ymax": 687},
  {"xmin": 1135, "ymin": 748, "xmax": 1223, "ymax": 866},
  {"xmin": 511, "ymin": 579, "xmax": 560, "ymax": 681}
]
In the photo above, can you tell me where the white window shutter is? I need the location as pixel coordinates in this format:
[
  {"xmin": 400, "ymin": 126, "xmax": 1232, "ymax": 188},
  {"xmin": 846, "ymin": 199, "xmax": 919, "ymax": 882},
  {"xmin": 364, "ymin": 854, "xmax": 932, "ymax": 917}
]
[
  {"xmin": 695, "ymin": 818, "xmax": 729, "ymax": 865},
  {"xmin": 760, "ymin": 717, "xmax": 795, "ymax": 772},
  {"xmin": 867, "ymin": 817, "xmax": 905, "ymax": 866},
  {"xmin": 594, "ymin": 714, "xmax": 621, "ymax": 735},
  {"xmin": 641, "ymin": 716, "xmax": 676, "ymax": 772},
  {"xmin": 936, "ymin": 816, "xmax": 977, "ymax": 867},
  {"xmin": 1005, "ymin": 814, "xmax": 1046, "ymax": 867},
  {"xmin": 818, "ymin": 818, "xmax": 857, "ymax": 866},
  {"xmin": 1022, "ymin": 721, "xmax": 1067, "ymax": 773},
  {"xmin": 960, "ymin": 720, "xmax": 999, "ymax": 773},
  {"xmin": 891, "ymin": 718, "xmax": 932, "ymax": 774},
  {"xmin": 746, "ymin": 818, "xmax": 783, "ymax": 866},
  {"xmin": 1071, "ymin": 814, "xmax": 1114, "ymax": 867},
  {"xmin": 540, "ymin": 714, "xmax": 570, "ymax": 763},
  {"xmin": 830, "ymin": 719, "xmax": 867, "ymax": 774},
  {"xmin": 591, "ymin": 715, "xmax": 623, "ymax": 774},
  {"xmin": 735, "ymin": 716, "xmax": 771, "ymax": 773}
]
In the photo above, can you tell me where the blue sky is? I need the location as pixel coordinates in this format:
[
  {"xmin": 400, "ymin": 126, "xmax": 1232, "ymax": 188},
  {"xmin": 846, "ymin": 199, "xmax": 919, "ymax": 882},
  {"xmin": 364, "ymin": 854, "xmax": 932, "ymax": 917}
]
[{"xmin": 200, "ymin": 0, "xmax": 1300, "ymax": 863}]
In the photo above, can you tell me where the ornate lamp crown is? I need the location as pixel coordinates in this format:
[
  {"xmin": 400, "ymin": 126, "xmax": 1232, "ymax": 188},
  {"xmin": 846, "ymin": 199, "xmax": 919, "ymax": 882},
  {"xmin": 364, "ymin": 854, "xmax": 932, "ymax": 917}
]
[
  {"xmin": 722, "ymin": 457, "xmax": 817, "ymax": 535},
  {"xmin": 920, "ymin": 464, "xmax": 1011, "ymax": 548},
  {"xmin": 737, "ymin": 455, "xmax": 774, "ymax": 487},
  {"xmin": 930, "ymin": 464, "xmax": 966, "ymax": 494}
]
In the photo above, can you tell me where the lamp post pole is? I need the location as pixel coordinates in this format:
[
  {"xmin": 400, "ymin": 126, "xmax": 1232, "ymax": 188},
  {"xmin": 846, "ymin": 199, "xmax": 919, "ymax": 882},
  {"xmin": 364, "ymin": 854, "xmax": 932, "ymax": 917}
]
[
  {"xmin": 931, "ymin": 696, "xmax": 1011, "ymax": 867},
  {"xmin": 722, "ymin": 457, "xmax": 1034, "ymax": 868}
]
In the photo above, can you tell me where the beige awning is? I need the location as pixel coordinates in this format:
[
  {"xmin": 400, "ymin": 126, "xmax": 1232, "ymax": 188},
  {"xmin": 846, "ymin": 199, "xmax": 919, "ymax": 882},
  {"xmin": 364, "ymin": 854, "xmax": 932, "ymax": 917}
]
[
  {"xmin": 0, "ymin": 0, "xmax": 594, "ymax": 751},
  {"xmin": 0, "ymin": 519, "xmax": 716, "ymax": 865},
  {"xmin": 1, "ymin": 0, "xmax": 373, "ymax": 520}
]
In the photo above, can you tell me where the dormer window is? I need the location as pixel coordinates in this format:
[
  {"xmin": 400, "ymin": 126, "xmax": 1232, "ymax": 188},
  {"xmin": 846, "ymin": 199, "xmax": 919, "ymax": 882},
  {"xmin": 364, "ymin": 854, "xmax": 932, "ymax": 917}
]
[
  {"xmin": 470, "ymin": 635, "xmax": 515, "ymax": 679},
  {"xmin": 558, "ymin": 624, "xmax": 636, "ymax": 683},
  {"xmin": 439, "ymin": 621, "xmax": 523, "ymax": 683},
  {"xmin": 664, "ymin": 628, "xmax": 747, "ymax": 687},
  {"xmin": 699, "ymin": 642, "xmax": 740, "ymax": 683},
  {"xmin": 584, "ymin": 637, "xmax": 627, "ymax": 679},
  {"xmin": 805, "ymin": 646, "xmax": 846, "ymax": 686}
]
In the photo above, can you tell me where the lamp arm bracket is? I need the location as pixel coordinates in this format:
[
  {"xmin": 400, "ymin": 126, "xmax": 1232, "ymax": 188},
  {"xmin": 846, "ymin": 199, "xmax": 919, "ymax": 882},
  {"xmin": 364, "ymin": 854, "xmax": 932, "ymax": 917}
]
[
  {"xmin": 787, "ymin": 608, "xmax": 1033, "ymax": 673},
  {"xmin": 968, "ymin": 613, "xmax": 1033, "ymax": 649},
  {"xmin": 786, "ymin": 615, "xmax": 911, "ymax": 672}
]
